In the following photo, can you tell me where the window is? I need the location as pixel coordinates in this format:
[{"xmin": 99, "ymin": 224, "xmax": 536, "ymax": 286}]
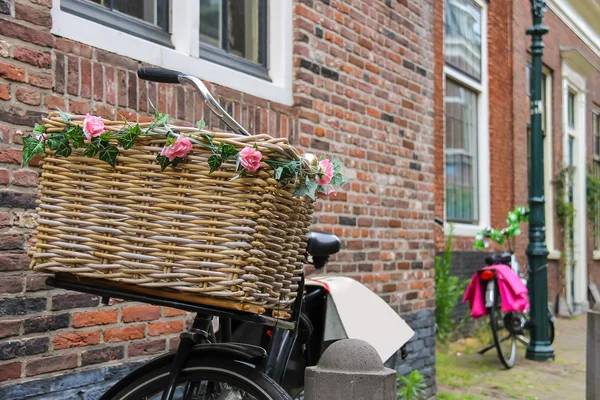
[
  {"xmin": 445, "ymin": 0, "xmax": 482, "ymax": 80},
  {"xmin": 61, "ymin": 0, "xmax": 171, "ymax": 47},
  {"xmin": 445, "ymin": 80, "xmax": 479, "ymax": 223},
  {"xmin": 444, "ymin": 0, "xmax": 488, "ymax": 230},
  {"xmin": 52, "ymin": 1, "xmax": 293, "ymax": 104},
  {"xmin": 199, "ymin": 0, "xmax": 268, "ymax": 79},
  {"xmin": 593, "ymin": 111, "xmax": 600, "ymax": 250},
  {"xmin": 568, "ymin": 91, "xmax": 576, "ymax": 128}
]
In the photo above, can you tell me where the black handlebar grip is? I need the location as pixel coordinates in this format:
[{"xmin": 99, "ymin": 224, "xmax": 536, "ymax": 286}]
[{"xmin": 137, "ymin": 67, "xmax": 182, "ymax": 83}]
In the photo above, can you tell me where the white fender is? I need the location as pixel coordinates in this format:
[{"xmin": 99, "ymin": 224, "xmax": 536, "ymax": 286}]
[{"xmin": 307, "ymin": 276, "xmax": 414, "ymax": 363}]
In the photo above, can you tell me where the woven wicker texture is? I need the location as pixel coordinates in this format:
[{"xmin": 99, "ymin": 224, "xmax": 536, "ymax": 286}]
[{"xmin": 30, "ymin": 113, "xmax": 314, "ymax": 314}]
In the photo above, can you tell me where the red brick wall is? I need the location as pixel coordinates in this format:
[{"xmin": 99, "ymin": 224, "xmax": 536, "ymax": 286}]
[{"xmin": 0, "ymin": 0, "xmax": 436, "ymax": 387}]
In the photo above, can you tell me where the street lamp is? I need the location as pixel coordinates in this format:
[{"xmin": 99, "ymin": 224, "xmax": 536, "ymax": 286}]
[{"xmin": 526, "ymin": 0, "xmax": 555, "ymax": 361}]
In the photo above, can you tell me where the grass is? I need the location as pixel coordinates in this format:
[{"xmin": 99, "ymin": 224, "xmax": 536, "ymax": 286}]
[{"xmin": 438, "ymin": 393, "xmax": 485, "ymax": 400}]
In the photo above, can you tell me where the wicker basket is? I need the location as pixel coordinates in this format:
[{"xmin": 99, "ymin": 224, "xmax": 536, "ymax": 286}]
[{"xmin": 29, "ymin": 112, "xmax": 314, "ymax": 317}]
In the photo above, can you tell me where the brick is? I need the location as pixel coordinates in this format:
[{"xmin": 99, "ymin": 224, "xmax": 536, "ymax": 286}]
[
  {"xmin": 13, "ymin": 47, "xmax": 51, "ymax": 68},
  {"xmin": 0, "ymin": 253, "xmax": 30, "ymax": 271},
  {"xmin": 54, "ymin": 38, "xmax": 91, "ymax": 58},
  {"xmin": 68, "ymin": 99, "xmax": 90, "ymax": 115},
  {"xmin": 43, "ymin": 94, "xmax": 66, "ymax": 110},
  {"xmin": 13, "ymin": 211, "xmax": 37, "ymax": 228},
  {"xmin": 23, "ymin": 313, "xmax": 70, "ymax": 334},
  {"xmin": 29, "ymin": 71, "xmax": 52, "ymax": 89},
  {"xmin": 31, "ymin": 0, "xmax": 51, "ymax": 7},
  {"xmin": 0, "ymin": 105, "xmax": 44, "ymax": 126},
  {"xmin": 162, "ymin": 307, "xmax": 187, "ymax": 317},
  {"xmin": 148, "ymin": 320, "xmax": 184, "ymax": 336},
  {"xmin": 92, "ymin": 62, "xmax": 103, "ymax": 101},
  {"xmin": 73, "ymin": 309, "xmax": 118, "ymax": 328},
  {"xmin": 117, "ymin": 69, "xmax": 127, "ymax": 107},
  {"xmin": 104, "ymin": 325, "xmax": 145, "ymax": 342},
  {"xmin": 25, "ymin": 353, "xmax": 77, "ymax": 376},
  {"xmin": 0, "ymin": 231, "xmax": 24, "ymax": 250},
  {"xmin": 0, "ymin": 211, "xmax": 8, "ymax": 226},
  {"xmin": 128, "ymin": 339, "xmax": 166, "ymax": 357},
  {"xmin": 0, "ymin": 62, "xmax": 26, "ymax": 82},
  {"xmin": 15, "ymin": 3, "xmax": 52, "ymax": 27},
  {"xmin": 0, "ymin": 83, "xmax": 9, "ymax": 100},
  {"xmin": 0, "ymin": 361, "xmax": 21, "ymax": 382},
  {"xmin": 81, "ymin": 346, "xmax": 124, "ymax": 366},
  {"xmin": 96, "ymin": 49, "xmax": 139, "ymax": 70},
  {"xmin": 54, "ymin": 52, "xmax": 65, "ymax": 94},
  {"xmin": 0, "ymin": 337, "xmax": 49, "ymax": 360},
  {"xmin": 51, "ymin": 293, "xmax": 99, "ymax": 310},
  {"xmin": 105, "ymin": 66, "xmax": 116, "ymax": 105},
  {"xmin": 0, "ymin": 276, "xmax": 23, "ymax": 293},
  {"xmin": 0, "ymin": 321, "xmax": 20, "ymax": 339},
  {"xmin": 80, "ymin": 58, "xmax": 92, "ymax": 99},
  {"xmin": 0, "ymin": 147, "xmax": 22, "ymax": 164},
  {"xmin": 53, "ymin": 331, "xmax": 101, "ymax": 349},
  {"xmin": 0, "ymin": 20, "xmax": 53, "ymax": 47},
  {"xmin": 16, "ymin": 87, "xmax": 41, "ymax": 106},
  {"xmin": 0, "ymin": 297, "xmax": 46, "ymax": 317},
  {"xmin": 25, "ymin": 274, "xmax": 51, "ymax": 292},
  {"xmin": 67, "ymin": 55, "xmax": 79, "ymax": 96},
  {"xmin": 122, "ymin": 305, "xmax": 161, "ymax": 323},
  {"xmin": 93, "ymin": 104, "xmax": 115, "ymax": 120}
]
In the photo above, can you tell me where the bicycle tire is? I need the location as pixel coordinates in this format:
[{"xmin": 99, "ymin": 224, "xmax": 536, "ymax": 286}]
[
  {"xmin": 488, "ymin": 284, "xmax": 517, "ymax": 369},
  {"xmin": 107, "ymin": 357, "xmax": 292, "ymax": 400}
]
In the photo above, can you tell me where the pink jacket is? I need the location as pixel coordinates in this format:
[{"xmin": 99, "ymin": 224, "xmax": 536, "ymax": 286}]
[{"xmin": 462, "ymin": 264, "xmax": 530, "ymax": 319}]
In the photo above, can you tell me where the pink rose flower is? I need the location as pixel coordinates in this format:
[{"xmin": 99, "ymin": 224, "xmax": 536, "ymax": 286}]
[
  {"xmin": 316, "ymin": 159, "xmax": 334, "ymax": 185},
  {"xmin": 160, "ymin": 135, "xmax": 193, "ymax": 161},
  {"xmin": 239, "ymin": 146, "xmax": 262, "ymax": 173},
  {"xmin": 82, "ymin": 114, "xmax": 105, "ymax": 141}
]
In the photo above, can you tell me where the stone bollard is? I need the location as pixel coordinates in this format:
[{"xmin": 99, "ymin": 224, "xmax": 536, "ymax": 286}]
[
  {"xmin": 304, "ymin": 339, "xmax": 397, "ymax": 400},
  {"xmin": 587, "ymin": 302, "xmax": 600, "ymax": 400}
]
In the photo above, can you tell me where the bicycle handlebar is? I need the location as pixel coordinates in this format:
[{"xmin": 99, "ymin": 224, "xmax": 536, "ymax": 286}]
[
  {"xmin": 137, "ymin": 67, "xmax": 251, "ymax": 136},
  {"xmin": 137, "ymin": 67, "xmax": 181, "ymax": 84}
]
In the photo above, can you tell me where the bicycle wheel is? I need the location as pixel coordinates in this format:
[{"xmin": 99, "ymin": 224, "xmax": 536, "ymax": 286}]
[
  {"xmin": 488, "ymin": 284, "xmax": 517, "ymax": 369},
  {"xmin": 516, "ymin": 307, "xmax": 555, "ymax": 346},
  {"xmin": 109, "ymin": 357, "xmax": 292, "ymax": 400}
]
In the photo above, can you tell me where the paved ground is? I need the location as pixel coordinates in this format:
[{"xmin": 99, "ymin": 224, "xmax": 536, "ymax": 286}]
[{"xmin": 436, "ymin": 316, "xmax": 586, "ymax": 399}]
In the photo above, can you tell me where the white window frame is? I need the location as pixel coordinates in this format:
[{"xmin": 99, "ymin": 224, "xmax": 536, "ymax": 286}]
[
  {"xmin": 50, "ymin": 0, "xmax": 293, "ymax": 105},
  {"xmin": 443, "ymin": 0, "xmax": 489, "ymax": 237},
  {"xmin": 561, "ymin": 60, "xmax": 588, "ymax": 311},
  {"xmin": 592, "ymin": 107, "xmax": 600, "ymax": 260}
]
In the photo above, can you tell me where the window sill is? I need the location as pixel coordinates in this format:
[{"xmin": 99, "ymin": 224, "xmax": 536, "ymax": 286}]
[
  {"xmin": 548, "ymin": 249, "xmax": 562, "ymax": 260},
  {"xmin": 594, "ymin": 250, "xmax": 600, "ymax": 260},
  {"xmin": 445, "ymin": 223, "xmax": 483, "ymax": 237},
  {"xmin": 51, "ymin": 1, "xmax": 293, "ymax": 106}
]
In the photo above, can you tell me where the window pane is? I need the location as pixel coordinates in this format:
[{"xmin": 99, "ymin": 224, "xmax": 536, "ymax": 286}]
[
  {"xmin": 594, "ymin": 160, "xmax": 600, "ymax": 250},
  {"xmin": 200, "ymin": 0, "xmax": 222, "ymax": 48},
  {"xmin": 568, "ymin": 91, "xmax": 575, "ymax": 128},
  {"xmin": 444, "ymin": 0, "xmax": 482, "ymax": 81},
  {"xmin": 199, "ymin": 0, "xmax": 265, "ymax": 65},
  {"xmin": 593, "ymin": 112, "xmax": 600, "ymax": 158},
  {"xmin": 445, "ymin": 79, "xmax": 479, "ymax": 223},
  {"xmin": 86, "ymin": 0, "xmax": 167, "ymax": 29}
]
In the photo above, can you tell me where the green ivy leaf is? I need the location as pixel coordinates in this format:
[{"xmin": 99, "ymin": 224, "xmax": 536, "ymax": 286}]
[
  {"xmin": 156, "ymin": 155, "xmax": 171, "ymax": 171},
  {"xmin": 57, "ymin": 108, "xmax": 70, "ymax": 123},
  {"xmin": 208, "ymin": 155, "xmax": 222, "ymax": 173},
  {"xmin": 153, "ymin": 109, "xmax": 169, "ymax": 126},
  {"xmin": 117, "ymin": 132, "xmax": 138, "ymax": 150},
  {"xmin": 293, "ymin": 183, "xmax": 310, "ymax": 197},
  {"xmin": 219, "ymin": 143, "xmax": 238, "ymax": 161},
  {"xmin": 305, "ymin": 179, "xmax": 318, "ymax": 200},
  {"xmin": 196, "ymin": 119, "xmax": 206, "ymax": 130},
  {"xmin": 100, "ymin": 133, "xmax": 112, "ymax": 142},
  {"xmin": 21, "ymin": 135, "xmax": 46, "ymax": 167},
  {"xmin": 46, "ymin": 133, "xmax": 63, "ymax": 151},
  {"xmin": 83, "ymin": 140, "xmax": 102, "ymax": 157},
  {"xmin": 33, "ymin": 123, "xmax": 46, "ymax": 136},
  {"xmin": 55, "ymin": 140, "xmax": 72, "ymax": 158},
  {"xmin": 171, "ymin": 157, "xmax": 183, "ymax": 170},
  {"xmin": 165, "ymin": 136, "xmax": 176, "ymax": 147},
  {"xmin": 274, "ymin": 167, "xmax": 283, "ymax": 180},
  {"xmin": 65, "ymin": 126, "xmax": 85, "ymax": 148},
  {"xmin": 128, "ymin": 123, "xmax": 142, "ymax": 136},
  {"xmin": 99, "ymin": 145, "xmax": 119, "ymax": 168},
  {"xmin": 200, "ymin": 133, "xmax": 217, "ymax": 152}
]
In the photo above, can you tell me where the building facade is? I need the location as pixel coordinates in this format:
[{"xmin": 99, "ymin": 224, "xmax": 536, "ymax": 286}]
[
  {"xmin": 0, "ymin": 0, "xmax": 437, "ymax": 397},
  {"xmin": 435, "ymin": 0, "xmax": 600, "ymax": 318}
]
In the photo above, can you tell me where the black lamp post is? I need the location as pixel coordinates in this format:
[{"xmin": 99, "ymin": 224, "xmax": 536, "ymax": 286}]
[{"xmin": 525, "ymin": 0, "xmax": 555, "ymax": 361}]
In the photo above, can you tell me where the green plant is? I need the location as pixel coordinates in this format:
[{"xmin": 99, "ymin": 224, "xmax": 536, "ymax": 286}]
[
  {"xmin": 397, "ymin": 370, "xmax": 427, "ymax": 400},
  {"xmin": 554, "ymin": 165, "xmax": 576, "ymax": 291},
  {"xmin": 435, "ymin": 225, "xmax": 469, "ymax": 342},
  {"xmin": 587, "ymin": 165, "xmax": 600, "ymax": 224},
  {"xmin": 473, "ymin": 206, "xmax": 528, "ymax": 249}
]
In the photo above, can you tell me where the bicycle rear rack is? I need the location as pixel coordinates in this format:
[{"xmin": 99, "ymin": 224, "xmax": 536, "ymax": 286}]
[{"xmin": 47, "ymin": 273, "xmax": 297, "ymax": 330}]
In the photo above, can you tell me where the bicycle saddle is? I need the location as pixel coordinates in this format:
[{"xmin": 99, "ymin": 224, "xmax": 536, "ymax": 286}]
[
  {"xmin": 306, "ymin": 231, "xmax": 341, "ymax": 258},
  {"xmin": 485, "ymin": 252, "xmax": 512, "ymax": 266}
]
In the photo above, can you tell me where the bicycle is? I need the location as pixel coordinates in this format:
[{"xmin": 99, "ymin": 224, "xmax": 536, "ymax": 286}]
[{"xmin": 435, "ymin": 213, "xmax": 555, "ymax": 369}]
